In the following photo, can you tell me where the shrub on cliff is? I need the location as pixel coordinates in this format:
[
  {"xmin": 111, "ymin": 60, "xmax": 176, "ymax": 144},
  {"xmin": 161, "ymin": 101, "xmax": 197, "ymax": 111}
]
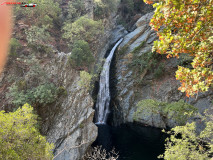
[
  {"xmin": 14, "ymin": 0, "xmax": 61, "ymax": 53},
  {"xmin": 63, "ymin": 16, "xmax": 104, "ymax": 45},
  {"xmin": 78, "ymin": 71, "xmax": 93, "ymax": 92},
  {"xmin": 69, "ymin": 40, "xmax": 95, "ymax": 68},
  {"xmin": 0, "ymin": 104, "xmax": 54, "ymax": 159},
  {"xmin": 7, "ymin": 83, "xmax": 58, "ymax": 107},
  {"xmin": 120, "ymin": 0, "xmax": 135, "ymax": 15},
  {"xmin": 129, "ymin": 50, "xmax": 165, "ymax": 79},
  {"xmin": 25, "ymin": 25, "xmax": 51, "ymax": 51},
  {"xmin": 6, "ymin": 56, "xmax": 62, "ymax": 107}
]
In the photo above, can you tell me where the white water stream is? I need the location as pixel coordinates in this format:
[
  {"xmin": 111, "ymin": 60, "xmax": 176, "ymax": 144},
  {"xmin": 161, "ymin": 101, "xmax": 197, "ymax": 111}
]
[{"xmin": 95, "ymin": 38, "xmax": 123, "ymax": 124}]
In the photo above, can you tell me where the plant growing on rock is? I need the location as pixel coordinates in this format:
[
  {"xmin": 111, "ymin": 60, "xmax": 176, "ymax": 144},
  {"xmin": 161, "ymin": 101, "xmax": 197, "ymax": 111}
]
[
  {"xmin": 25, "ymin": 25, "xmax": 51, "ymax": 48},
  {"xmin": 57, "ymin": 86, "xmax": 68, "ymax": 96},
  {"xmin": 133, "ymin": 99, "xmax": 165, "ymax": 126},
  {"xmin": 69, "ymin": 40, "xmax": 95, "ymax": 68},
  {"xmin": 66, "ymin": 0, "xmax": 85, "ymax": 22},
  {"xmin": 119, "ymin": 0, "xmax": 135, "ymax": 15},
  {"xmin": 78, "ymin": 71, "xmax": 93, "ymax": 92},
  {"xmin": 134, "ymin": 99, "xmax": 164, "ymax": 118},
  {"xmin": 63, "ymin": 16, "xmax": 104, "ymax": 45},
  {"xmin": 14, "ymin": 0, "xmax": 60, "ymax": 53},
  {"xmin": 6, "ymin": 56, "xmax": 61, "ymax": 107},
  {"xmin": 129, "ymin": 51, "xmax": 153, "ymax": 73},
  {"xmin": 7, "ymin": 83, "xmax": 58, "ymax": 107},
  {"xmin": 144, "ymin": 0, "xmax": 213, "ymax": 97},
  {"xmin": 0, "ymin": 104, "xmax": 54, "ymax": 159},
  {"xmin": 163, "ymin": 100, "xmax": 198, "ymax": 125},
  {"xmin": 133, "ymin": 99, "xmax": 197, "ymax": 126},
  {"xmin": 129, "ymin": 50, "xmax": 164, "ymax": 79},
  {"xmin": 118, "ymin": 45, "xmax": 129, "ymax": 55},
  {"xmin": 177, "ymin": 53, "xmax": 194, "ymax": 68},
  {"xmin": 153, "ymin": 62, "xmax": 165, "ymax": 78},
  {"xmin": 31, "ymin": 83, "xmax": 58, "ymax": 105}
]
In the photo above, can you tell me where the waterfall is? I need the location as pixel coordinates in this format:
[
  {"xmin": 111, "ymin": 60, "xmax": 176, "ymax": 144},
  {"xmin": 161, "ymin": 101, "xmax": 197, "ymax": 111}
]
[{"xmin": 95, "ymin": 38, "xmax": 123, "ymax": 124}]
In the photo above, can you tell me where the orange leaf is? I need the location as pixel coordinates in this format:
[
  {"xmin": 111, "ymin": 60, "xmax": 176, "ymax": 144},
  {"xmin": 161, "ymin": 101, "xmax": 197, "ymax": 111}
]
[
  {"xmin": 166, "ymin": 54, "xmax": 172, "ymax": 58},
  {"xmin": 146, "ymin": 0, "xmax": 153, "ymax": 4}
]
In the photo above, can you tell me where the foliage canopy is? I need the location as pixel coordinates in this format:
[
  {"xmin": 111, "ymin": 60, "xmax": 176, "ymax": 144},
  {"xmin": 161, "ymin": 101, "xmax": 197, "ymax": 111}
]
[
  {"xmin": 63, "ymin": 16, "xmax": 104, "ymax": 44},
  {"xmin": 159, "ymin": 119, "xmax": 213, "ymax": 159},
  {"xmin": 69, "ymin": 40, "xmax": 95, "ymax": 68},
  {"xmin": 26, "ymin": 25, "xmax": 51, "ymax": 48},
  {"xmin": 66, "ymin": 0, "xmax": 85, "ymax": 22},
  {"xmin": 94, "ymin": 0, "xmax": 119, "ymax": 18},
  {"xmin": 0, "ymin": 104, "xmax": 54, "ymax": 160},
  {"xmin": 144, "ymin": 0, "xmax": 213, "ymax": 97},
  {"xmin": 7, "ymin": 83, "xmax": 58, "ymax": 107}
]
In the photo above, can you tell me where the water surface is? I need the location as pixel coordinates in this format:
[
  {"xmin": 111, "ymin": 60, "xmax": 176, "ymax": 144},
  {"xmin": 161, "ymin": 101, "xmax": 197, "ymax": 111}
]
[{"xmin": 93, "ymin": 123, "xmax": 166, "ymax": 160}]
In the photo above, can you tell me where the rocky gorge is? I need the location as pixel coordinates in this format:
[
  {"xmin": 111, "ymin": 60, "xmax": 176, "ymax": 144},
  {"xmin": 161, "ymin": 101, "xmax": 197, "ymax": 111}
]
[{"xmin": 0, "ymin": 0, "xmax": 212, "ymax": 160}]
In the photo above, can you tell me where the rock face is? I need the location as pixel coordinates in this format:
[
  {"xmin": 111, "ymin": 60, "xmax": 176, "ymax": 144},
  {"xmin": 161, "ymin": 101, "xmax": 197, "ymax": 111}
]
[
  {"xmin": 114, "ymin": 12, "xmax": 213, "ymax": 128},
  {"xmin": 39, "ymin": 53, "xmax": 97, "ymax": 160},
  {"xmin": 94, "ymin": 23, "xmax": 128, "ymax": 70},
  {"xmin": 0, "ymin": 52, "xmax": 97, "ymax": 160}
]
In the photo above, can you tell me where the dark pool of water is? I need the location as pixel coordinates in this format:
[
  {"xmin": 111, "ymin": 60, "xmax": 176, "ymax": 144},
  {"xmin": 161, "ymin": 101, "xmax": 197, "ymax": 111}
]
[{"xmin": 92, "ymin": 123, "xmax": 167, "ymax": 160}]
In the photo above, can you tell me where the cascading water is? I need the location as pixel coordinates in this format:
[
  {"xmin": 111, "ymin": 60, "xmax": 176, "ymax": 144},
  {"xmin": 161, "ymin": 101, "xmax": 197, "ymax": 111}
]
[
  {"xmin": 95, "ymin": 38, "xmax": 123, "ymax": 124},
  {"xmin": 93, "ymin": 39, "xmax": 166, "ymax": 160}
]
